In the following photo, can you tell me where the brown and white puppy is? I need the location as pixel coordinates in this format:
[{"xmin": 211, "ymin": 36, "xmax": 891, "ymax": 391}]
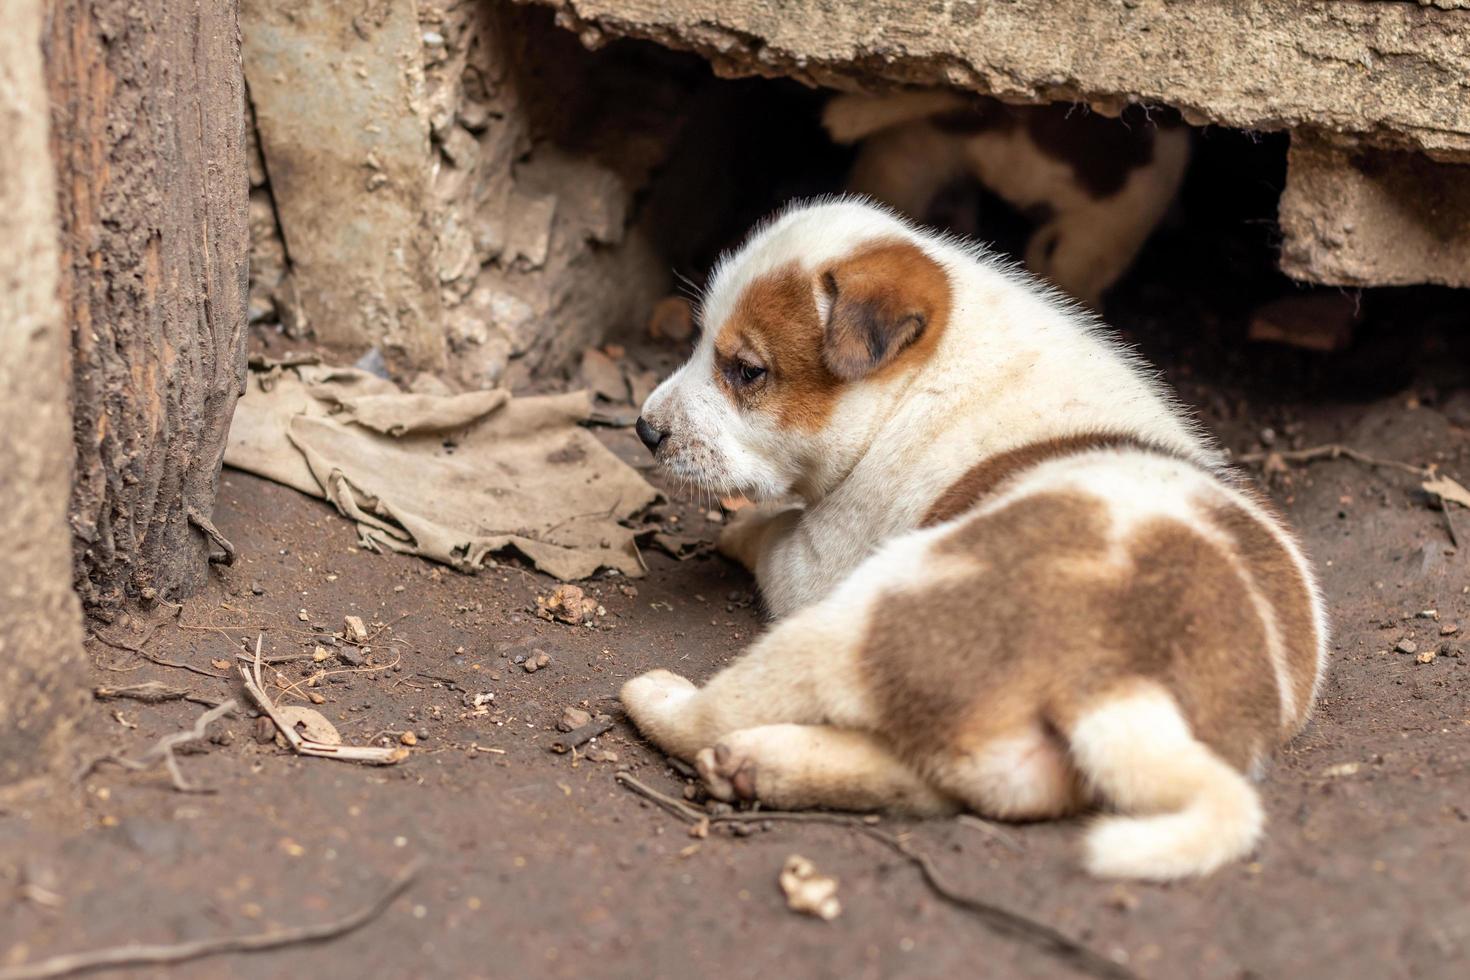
[
  {"xmin": 624, "ymin": 199, "xmax": 1326, "ymax": 880},
  {"xmin": 824, "ymin": 91, "xmax": 1190, "ymax": 308}
]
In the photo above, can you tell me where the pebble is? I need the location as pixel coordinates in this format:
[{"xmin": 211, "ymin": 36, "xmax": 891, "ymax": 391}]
[
  {"xmin": 1441, "ymin": 623, "xmax": 1459, "ymax": 636},
  {"xmin": 343, "ymin": 615, "xmax": 369, "ymax": 643},
  {"xmin": 251, "ymin": 584, "xmax": 265, "ymax": 596},
  {"xmin": 1395, "ymin": 638, "xmax": 1418, "ymax": 655},
  {"xmin": 558, "ymin": 706, "xmax": 593, "ymax": 732},
  {"xmin": 523, "ymin": 650, "xmax": 552, "ymax": 673},
  {"xmin": 1416, "ymin": 651, "xmax": 1437, "ymax": 665},
  {"xmin": 297, "ymin": 609, "xmax": 310, "ymax": 622},
  {"xmin": 400, "ymin": 731, "xmax": 418, "ymax": 746},
  {"xmin": 253, "ymin": 717, "xmax": 277, "ymax": 744}
]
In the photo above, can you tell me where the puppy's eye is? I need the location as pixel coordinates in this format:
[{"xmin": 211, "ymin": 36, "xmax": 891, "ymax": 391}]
[{"xmin": 736, "ymin": 362, "xmax": 767, "ymax": 386}]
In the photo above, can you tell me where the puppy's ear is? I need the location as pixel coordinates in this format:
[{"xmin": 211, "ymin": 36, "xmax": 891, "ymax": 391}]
[{"xmin": 819, "ymin": 241, "xmax": 951, "ymax": 381}]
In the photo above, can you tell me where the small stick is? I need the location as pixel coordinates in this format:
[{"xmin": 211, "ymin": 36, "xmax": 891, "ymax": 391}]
[
  {"xmin": 77, "ymin": 700, "xmax": 238, "ymax": 792},
  {"xmin": 956, "ymin": 813, "xmax": 1025, "ymax": 854},
  {"xmin": 240, "ymin": 636, "xmax": 407, "ymax": 765},
  {"xmin": 615, "ymin": 773, "xmax": 1133, "ymax": 980},
  {"xmin": 0, "ymin": 859, "xmax": 422, "ymax": 980},
  {"xmin": 89, "ymin": 630, "xmax": 224, "ymax": 679},
  {"xmin": 233, "ymin": 651, "xmax": 319, "ymax": 665},
  {"xmin": 1235, "ymin": 443, "xmax": 1431, "ymax": 479},
  {"xmin": 93, "ymin": 682, "xmax": 221, "ymax": 708},
  {"xmin": 549, "ymin": 717, "xmax": 614, "ymax": 754}
]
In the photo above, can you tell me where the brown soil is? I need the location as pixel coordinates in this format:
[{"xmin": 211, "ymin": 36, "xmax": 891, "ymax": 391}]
[{"xmin": 5, "ymin": 244, "xmax": 1470, "ymax": 978}]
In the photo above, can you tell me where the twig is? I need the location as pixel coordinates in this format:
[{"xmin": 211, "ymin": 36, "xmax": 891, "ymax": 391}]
[
  {"xmin": 239, "ymin": 636, "xmax": 407, "ymax": 765},
  {"xmin": 549, "ymin": 716, "xmax": 615, "ymax": 754},
  {"xmin": 615, "ymin": 773, "xmax": 1133, "ymax": 980},
  {"xmin": 87, "ymin": 623, "xmax": 161, "ymax": 654},
  {"xmin": 187, "ymin": 506, "xmax": 237, "ymax": 566},
  {"xmin": 77, "ymin": 700, "xmax": 237, "ymax": 793},
  {"xmin": 93, "ymin": 682, "xmax": 220, "ymax": 708},
  {"xmin": 233, "ymin": 651, "xmax": 319, "ymax": 665},
  {"xmin": 956, "ymin": 813, "xmax": 1025, "ymax": 854},
  {"xmin": 1235, "ymin": 443, "xmax": 1432, "ymax": 479},
  {"xmin": 0, "ymin": 859, "xmax": 422, "ymax": 980},
  {"xmin": 89, "ymin": 629, "xmax": 224, "ymax": 679}
]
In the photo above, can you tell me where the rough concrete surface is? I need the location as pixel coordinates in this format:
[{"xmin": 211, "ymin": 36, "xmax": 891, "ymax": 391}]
[
  {"xmin": 241, "ymin": 0, "xmax": 447, "ymax": 370},
  {"xmin": 243, "ymin": 1, "xmax": 673, "ymax": 381},
  {"xmin": 1281, "ymin": 136, "xmax": 1470, "ymax": 289},
  {"xmin": 530, "ymin": 0, "xmax": 1470, "ymax": 161},
  {"xmin": 0, "ymin": 0, "xmax": 87, "ymax": 786},
  {"xmin": 529, "ymin": 0, "xmax": 1470, "ymax": 289}
]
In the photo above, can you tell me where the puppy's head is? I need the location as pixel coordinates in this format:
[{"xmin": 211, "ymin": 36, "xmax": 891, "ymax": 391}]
[{"xmin": 638, "ymin": 200, "xmax": 953, "ymax": 500}]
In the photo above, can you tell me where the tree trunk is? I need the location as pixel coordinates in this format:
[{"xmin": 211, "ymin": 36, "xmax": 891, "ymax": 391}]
[
  {"xmin": 46, "ymin": 0, "xmax": 250, "ymax": 612},
  {"xmin": 0, "ymin": 0, "xmax": 88, "ymax": 787}
]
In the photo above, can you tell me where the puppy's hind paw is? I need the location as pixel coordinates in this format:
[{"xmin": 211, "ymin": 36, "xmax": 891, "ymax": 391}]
[{"xmin": 696, "ymin": 742, "xmax": 760, "ymax": 803}]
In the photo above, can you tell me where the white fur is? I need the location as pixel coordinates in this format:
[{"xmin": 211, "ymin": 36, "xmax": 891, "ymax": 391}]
[
  {"xmin": 642, "ymin": 198, "xmax": 1221, "ymax": 617},
  {"xmin": 1068, "ymin": 686, "xmax": 1264, "ymax": 880},
  {"xmin": 625, "ymin": 199, "xmax": 1326, "ymax": 881}
]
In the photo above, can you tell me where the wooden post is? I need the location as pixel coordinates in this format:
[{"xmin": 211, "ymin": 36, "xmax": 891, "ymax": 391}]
[
  {"xmin": 0, "ymin": 0, "xmax": 88, "ymax": 787},
  {"xmin": 45, "ymin": 0, "xmax": 251, "ymax": 611}
]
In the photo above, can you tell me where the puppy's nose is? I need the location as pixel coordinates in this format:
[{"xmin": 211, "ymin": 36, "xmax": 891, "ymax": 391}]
[{"xmin": 635, "ymin": 416, "xmax": 667, "ymax": 453}]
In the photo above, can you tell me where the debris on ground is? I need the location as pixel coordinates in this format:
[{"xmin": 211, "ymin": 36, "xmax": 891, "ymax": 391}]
[
  {"xmin": 1395, "ymin": 638, "xmax": 1418, "ymax": 655},
  {"xmin": 1416, "ymin": 651, "xmax": 1437, "ymax": 664},
  {"xmin": 558, "ymin": 706, "xmax": 593, "ymax": 732},
  {"xmin": 273, "ymin": 706, "xmax": 343, "ymax": 745},
  {"xmin": 523, "ymin": 650, "xmax": 552, "ymax": 673},
  {"xmin": 536, "ymin": 585, "xmax": 601, "ymax": 625},
  {"xmin": 78, "ymin": 700, "xmax": 239, "ymax": 794},
  {"xmin": 239, "ymin": 639, "xmax": 406, "ymax": 765},
  {"xmin": 223, "ymin": 362, "xmax": 657, "ymax": 579},
  {"xmin": 549, "ymin": 716, "xmax": 615, "ymax": 754},
  {"xmin": 1247, "ymin": 293, "xmax": 1358, "ymax": 352},
  {"xmin": 779, "ymin": 855, "xmax": 842, "ymax": 921},
  {"xmin": 344, "ymin": 615, "xmax": 369, "ymax": 643},
  {"xmin": 1423, "ymin": 474, "xmax": 1470, "ymax": 510}
]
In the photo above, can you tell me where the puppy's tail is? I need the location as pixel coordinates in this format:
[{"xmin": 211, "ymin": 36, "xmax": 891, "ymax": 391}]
[{"xmin": 1064, "ymin": 684, "xmax": 1263, "ymax": 881}]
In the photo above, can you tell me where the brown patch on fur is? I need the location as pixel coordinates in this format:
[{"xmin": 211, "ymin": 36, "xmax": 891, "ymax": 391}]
[
  {"xmin": 1207, "ymin": 499, "xmax": 1321, "ymax": 731},
  {"xmin": 713, "ymin": 239, "xmax": 951, "ymax": 431},
  {"xmin": 715, "ymin": 265, "xmax": 839, "ymax": 431},
  {"xmin": 921, "ymin": 432, "xmax": 1176, "ymax": 528},
  {"xmin": 860, "ymin": 489, "xmax": 1286, "ymax": 807},
  {"xmin": 820, "ymin": 239, "xmax": 952, "ymax": 382},
  {"xmin": 1023, "ymin": 104, "xmax": 1159, "ymax": 200},
  {"xmin": 923, "ymin": 97, "xmax": 1170, "ymax": 201}
]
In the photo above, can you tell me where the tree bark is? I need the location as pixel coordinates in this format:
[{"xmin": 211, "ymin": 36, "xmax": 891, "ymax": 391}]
[
  {"xmin": 46, "ymin": 0, "xmax": 251, "ymax": 611},
  {"xmin": 0, "ymin": 0, "xmax": 88, "ymax": 787}
]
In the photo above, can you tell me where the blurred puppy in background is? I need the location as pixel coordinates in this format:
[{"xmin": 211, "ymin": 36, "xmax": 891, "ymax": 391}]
[{"xmin": 824, "ymin": 91, "xmax": 1190, "ymax": 308}]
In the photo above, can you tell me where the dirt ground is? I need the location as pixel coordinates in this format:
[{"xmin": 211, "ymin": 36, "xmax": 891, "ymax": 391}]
[{"xmin": 4, "ymin": 162, "xmax": 1470, "ymax": 977}]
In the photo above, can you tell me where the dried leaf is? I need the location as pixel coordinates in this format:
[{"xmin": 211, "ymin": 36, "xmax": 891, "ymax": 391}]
[
  {"xmin": 1424, "ymin": 475, "xmax": 1470, "ymax": 509},
  {"xmin": 273, "ymin": 706, "xmax": 342, "ymax": 745}
]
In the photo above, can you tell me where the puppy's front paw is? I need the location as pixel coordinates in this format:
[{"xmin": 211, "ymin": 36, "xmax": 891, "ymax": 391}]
[{"xmin": 620, "ymin": 669, "xmax": 696, "ymax": 736}]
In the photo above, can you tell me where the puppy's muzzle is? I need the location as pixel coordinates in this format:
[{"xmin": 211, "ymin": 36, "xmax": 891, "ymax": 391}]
[{"xmin": 635, "ymin": 416, "xmax": 667, "ymax": 453}]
